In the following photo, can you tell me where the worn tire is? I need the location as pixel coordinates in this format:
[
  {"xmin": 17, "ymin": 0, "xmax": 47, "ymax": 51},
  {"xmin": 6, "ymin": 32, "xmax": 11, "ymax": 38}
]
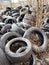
[
  {"xmin": 5, "ymin": 17, "xmax": 17, "ymax": 24},
  {"xmin": 20, "ymin": 8, "xmax": 27, "ymax": 15},
  {"xmin": 1, "ymin": 32, "xmax": 21, "ymax": 51},
  {"xmin": 1, "ymin": 24, "xmax": 12, "ymax": 34},
  {"xmin": 44, "ymin": 18, "xmax": 49, "ymax": 24},
  {"xmin": 17, "ymin": 14, "xmax": 25, "ymax": 22},
  {"xmin": 5, "ymin": 37, "xmax": 32, "ymax": 63},
  {"xmin": 0, "ymin": 48, "xmax": 10, "ymax": 65},
  {"xmin": 23, "ymin": 27, "xmax": 48, "ymax": 52}
]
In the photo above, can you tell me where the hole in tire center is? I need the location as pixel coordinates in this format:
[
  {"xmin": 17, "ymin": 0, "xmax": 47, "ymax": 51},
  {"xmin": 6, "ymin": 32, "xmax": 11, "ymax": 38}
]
[
  {"xmin": 10, "ymin": 41, "xmax": 27, "ymax": 53},
  {"xmin": 29, "ymin": 31, "xmax": 44, "ymax": 46},
  {"xmin": 5, "ymin": 36, "xmax": 17, "ymax": 45},
  {"xmin": 47, "ymin": 19, "xmax": 49, "ymax": 23},
  {"xmin": 7, "ymin": 19, "xmax": 14, "ymax": 24}
]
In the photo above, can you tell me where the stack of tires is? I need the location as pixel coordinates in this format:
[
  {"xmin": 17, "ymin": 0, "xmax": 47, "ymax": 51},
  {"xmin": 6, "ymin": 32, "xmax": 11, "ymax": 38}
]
[
  {"xmin": 0, "ymin": 6, "xmax": 48, "ymax": 65},
  {"xmin": 0, "ymin": 27, "xmax": 48, "ymax": 65}
]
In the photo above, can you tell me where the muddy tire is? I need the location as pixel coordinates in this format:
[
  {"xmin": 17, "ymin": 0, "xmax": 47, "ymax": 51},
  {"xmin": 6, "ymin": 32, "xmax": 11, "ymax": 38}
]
[
  {"xmin": 23, "ymin": 27, "xmax": 48, "ymax": 52},
  {"xmin": 5, "ymin": 37, "xmax": 32, "ymax": 63}
]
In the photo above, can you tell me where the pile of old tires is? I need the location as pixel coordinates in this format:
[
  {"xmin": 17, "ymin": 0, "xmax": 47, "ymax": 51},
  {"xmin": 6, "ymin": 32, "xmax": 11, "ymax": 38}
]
[
  {"xmin": 0, "ymin": 6, "xmax": 48, "ymax": 65},
  {"xmin": 0, "ymin": 27, "xmax": 48, "ymax": 65},
  {"xmin": 42, "ymin": 17, "xmax": 49, "ymax": 37}
]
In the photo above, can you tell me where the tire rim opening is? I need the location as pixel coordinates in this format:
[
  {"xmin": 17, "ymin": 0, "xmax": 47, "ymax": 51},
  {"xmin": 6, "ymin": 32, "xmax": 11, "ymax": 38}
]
[
  {"xmin": 29, "ymin": 31, "xmax": 44, "ymax": 47},
  {"xmin": 10, "ymin": 40, "xmax": 27, "ymax": 53}
]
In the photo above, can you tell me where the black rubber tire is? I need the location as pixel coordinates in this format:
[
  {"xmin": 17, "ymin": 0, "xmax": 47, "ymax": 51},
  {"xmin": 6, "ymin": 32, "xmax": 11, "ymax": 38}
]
[
  {"xmin": 12, "ymin": 13, "xmax": 19, "ymax": 18},
  {"xmin": 29, "ymin": 52, "xmax": 36, "ymax": 65},
  {"xmin": 5, "ymin": 37, "xmax": 32, "ymax": 63},
  {"xmin": 1, "ymin": 24, "xmax": 12, "ymax": 34},
  {"xmin": 44, "ymin": 18, "xmax": 49, "ymax": 24},
  {"xmin": 2, "ymin": 17, "xmax": 7, "ymax": 23},
  {"xmin": 2, "ymin": 15, "xmax": 11, "ymax": 23},
  {"xmin": 1, "ymin": 32, "xmax": 21, "ymax": 51},
  {"xmin": 23, "ymin": 27, "xmax": 48, "ymax": 52},
  {"xmin": 12, "ymin": 53, "xmax": 36, "ymax": 65},
  {"xmin": 42, "ymin": 23, "xmax": 49, "ymax": 29},
  {"xmin": 5, "ymin": 17, "xmax": 17, "ymax": 24},
  {"xmin": 20, "ymin": 8, "xmax": 27, "ymax": 15},
  {"xmin": 0, "ymin": 48, "xmax": 10, "ymax": 65},
  {"xmin": 17, "ymin": 14, "xmax": 25, "ymax": 22},
  {"xmin": 6, "ymin": 7, "xmax": 11, "ymax": 11}
]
